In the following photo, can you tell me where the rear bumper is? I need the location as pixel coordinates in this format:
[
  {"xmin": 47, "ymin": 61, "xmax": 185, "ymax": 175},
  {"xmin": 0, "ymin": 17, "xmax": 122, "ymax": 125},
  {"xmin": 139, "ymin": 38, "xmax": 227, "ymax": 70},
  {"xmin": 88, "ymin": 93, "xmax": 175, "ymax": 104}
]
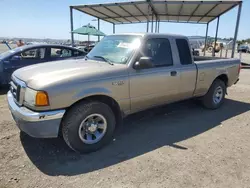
[
  {"xmin": 7, "ymin": 91, "xmax": 65, "ymax": 138},
  {"xmin": 234, "ymin": 78, "xmax": 239, "ymax": 85}
]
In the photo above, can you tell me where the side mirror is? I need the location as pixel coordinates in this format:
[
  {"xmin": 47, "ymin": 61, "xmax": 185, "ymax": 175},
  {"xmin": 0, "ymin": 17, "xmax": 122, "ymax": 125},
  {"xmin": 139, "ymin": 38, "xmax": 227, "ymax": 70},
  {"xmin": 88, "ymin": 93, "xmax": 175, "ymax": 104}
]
[
  {"xmin": 134, "ymin": 57, "xmax": 153, "ymax": 70},
  {"xmin": 11, "ymin": 55, "xmax": 21, "ymax": 61}
]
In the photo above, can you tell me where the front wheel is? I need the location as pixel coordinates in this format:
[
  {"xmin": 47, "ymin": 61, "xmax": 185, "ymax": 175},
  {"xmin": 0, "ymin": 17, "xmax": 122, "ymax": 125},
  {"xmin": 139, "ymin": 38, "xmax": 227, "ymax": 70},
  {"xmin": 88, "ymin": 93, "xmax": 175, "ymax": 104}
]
[
  {"xmin": 201, "ymin": 79, "xmax": 226, "ymax": 109},
  {"xmin": 62, "ymin": 101, "xmax": 116, "ymax": 153}
]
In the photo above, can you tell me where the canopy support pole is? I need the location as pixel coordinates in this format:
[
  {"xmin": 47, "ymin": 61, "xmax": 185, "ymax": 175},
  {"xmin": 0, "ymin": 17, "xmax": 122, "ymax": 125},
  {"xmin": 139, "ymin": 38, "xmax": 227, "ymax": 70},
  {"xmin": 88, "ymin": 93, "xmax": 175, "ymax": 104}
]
[
  {"xmin": 151, "ymin": 12, "xmax": 154, "ymax": 33},
  {"xmin": 113, "ymin": 24, "xmax": 115, "ymax": 34},
  {"xmin": 213, "ymin": 16, "xmax": 220, "ymax": 57},
  {"xmin": 97, "ymin": 18, "xmax": 100, "ymax": 42},
  {"xmin": 231, "ymin": 2, "xmax": 242, "ymax": 58},
  {"xmin": 70, "ymin": 6, "xmax": 74, "ymax": 47},
  {"xmin": 146, "ymin": 4, "xmax": 150, "ymax": 32},
  {"xmin": 204, "ymin": 23, "xmax": 209, "ymax": 56},
  {"xmin": 155, "ymin": 18, "xmax": 158, "ymax": 33},
  {"xmin": 147, "ymin": 20, "xmax": 149, "ymax": 32},
  {"xmin": 158, "ymin": 20, "xmax": 160, "ymax": 33}
]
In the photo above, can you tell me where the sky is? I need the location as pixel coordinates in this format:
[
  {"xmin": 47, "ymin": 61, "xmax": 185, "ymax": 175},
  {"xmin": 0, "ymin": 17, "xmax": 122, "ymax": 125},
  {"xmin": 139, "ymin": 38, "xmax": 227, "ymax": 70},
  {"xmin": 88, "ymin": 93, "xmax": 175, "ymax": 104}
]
[{"xmin": 0, "ymin": 0, "xmax": 249, "ymax": 40}]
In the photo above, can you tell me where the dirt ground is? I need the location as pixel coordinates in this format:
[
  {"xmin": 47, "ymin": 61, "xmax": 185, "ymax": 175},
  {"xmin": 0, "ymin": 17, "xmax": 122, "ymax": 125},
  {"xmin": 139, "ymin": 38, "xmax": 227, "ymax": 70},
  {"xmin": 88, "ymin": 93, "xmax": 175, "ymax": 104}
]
[
  {"xmin": 0, "ymin": 44, "xmax": 16, "ymax": 53},
  {"xmin": 0, "ymin": 70, "xmax": 250, "ymax": 188}
]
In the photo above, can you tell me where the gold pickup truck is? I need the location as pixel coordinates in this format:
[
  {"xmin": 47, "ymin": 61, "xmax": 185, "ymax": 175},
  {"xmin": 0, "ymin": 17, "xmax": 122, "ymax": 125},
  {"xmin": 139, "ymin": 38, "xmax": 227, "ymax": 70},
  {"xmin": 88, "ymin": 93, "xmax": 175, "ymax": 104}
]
[{"xmin": 7, "ymin": 33, "xmax": 241, "ymax": 153}]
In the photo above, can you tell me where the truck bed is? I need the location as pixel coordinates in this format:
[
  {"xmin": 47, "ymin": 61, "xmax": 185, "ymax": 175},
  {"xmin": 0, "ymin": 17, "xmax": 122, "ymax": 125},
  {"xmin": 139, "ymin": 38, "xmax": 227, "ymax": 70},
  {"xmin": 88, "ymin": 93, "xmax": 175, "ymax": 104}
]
[
  {"xmin": 193, "ymin": 56, "xmax": 240, "ymax": 97},
  {"xmin": 194, "ymin": 56, "xmax": 225, "ymax": 62}
]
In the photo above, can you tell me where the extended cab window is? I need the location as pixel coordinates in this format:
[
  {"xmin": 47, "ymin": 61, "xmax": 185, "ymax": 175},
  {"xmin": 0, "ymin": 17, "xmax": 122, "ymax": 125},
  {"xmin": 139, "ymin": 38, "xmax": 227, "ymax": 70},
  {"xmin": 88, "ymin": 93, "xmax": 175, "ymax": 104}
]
[
  {"xmin": 176, "ymin": 39, "xmax": 192, "ymax": 65},
  {"xmin": 140, "ymin": 38, "xmax": 173, "ymax": 67}
]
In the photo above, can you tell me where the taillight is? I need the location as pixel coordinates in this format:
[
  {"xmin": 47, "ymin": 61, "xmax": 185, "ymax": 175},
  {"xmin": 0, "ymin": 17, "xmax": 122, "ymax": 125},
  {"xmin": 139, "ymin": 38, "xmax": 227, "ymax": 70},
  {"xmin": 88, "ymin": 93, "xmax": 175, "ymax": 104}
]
[{"xmin": 238, "ymin": 64, "xmax": 241, "ymax": 74}]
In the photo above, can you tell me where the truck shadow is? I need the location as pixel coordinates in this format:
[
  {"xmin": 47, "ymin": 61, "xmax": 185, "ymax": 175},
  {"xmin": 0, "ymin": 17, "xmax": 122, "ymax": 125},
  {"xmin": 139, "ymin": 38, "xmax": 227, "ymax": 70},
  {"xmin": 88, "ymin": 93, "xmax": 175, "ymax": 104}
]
[{"xmin": 20, "ymin": 98, "xmax": 250, "ymax": 176}]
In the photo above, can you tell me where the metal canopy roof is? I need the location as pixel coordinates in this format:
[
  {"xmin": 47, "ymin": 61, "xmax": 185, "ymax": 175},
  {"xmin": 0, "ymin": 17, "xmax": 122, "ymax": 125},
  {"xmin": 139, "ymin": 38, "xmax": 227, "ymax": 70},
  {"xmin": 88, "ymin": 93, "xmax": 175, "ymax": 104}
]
[{"xmin": 72, "ymin": 0, "xmax": 242, "ymax": 25}]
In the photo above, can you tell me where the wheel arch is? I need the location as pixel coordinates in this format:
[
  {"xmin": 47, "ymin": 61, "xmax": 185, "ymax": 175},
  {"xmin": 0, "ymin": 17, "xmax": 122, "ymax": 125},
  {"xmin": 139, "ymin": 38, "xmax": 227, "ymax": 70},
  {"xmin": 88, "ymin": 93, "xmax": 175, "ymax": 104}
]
[
  {"xmin": 215, "ymin": 74, "xmax": 228, "ymax": 87},
  {"xmin": 62, "ymin": 94, "xmax": 123, "ymax": 131}
]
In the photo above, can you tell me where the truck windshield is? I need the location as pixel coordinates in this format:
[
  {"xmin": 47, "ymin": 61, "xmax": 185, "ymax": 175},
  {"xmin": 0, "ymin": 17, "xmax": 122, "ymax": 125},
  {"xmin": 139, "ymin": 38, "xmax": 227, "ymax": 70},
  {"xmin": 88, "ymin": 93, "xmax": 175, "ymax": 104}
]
[{"xmin": 87, "ymin": 35, "xmax": 141, "ymax": 64}]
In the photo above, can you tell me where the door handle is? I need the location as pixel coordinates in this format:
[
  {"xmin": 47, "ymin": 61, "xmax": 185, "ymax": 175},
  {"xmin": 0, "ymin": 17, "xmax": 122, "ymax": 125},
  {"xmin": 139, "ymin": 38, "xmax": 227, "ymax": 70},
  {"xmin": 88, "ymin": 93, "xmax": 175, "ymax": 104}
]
[{"xmin": 170, "ymin": 71, "xmax": 177, "ymax": 76}]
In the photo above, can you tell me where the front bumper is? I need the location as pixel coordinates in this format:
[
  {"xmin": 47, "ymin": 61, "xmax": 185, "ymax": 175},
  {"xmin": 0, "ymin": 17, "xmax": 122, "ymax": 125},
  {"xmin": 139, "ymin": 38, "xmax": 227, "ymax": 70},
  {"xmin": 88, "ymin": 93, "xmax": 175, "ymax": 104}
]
[{"xmin": 7, "ymin": 91, "xmax": 65, "ymax": 138}]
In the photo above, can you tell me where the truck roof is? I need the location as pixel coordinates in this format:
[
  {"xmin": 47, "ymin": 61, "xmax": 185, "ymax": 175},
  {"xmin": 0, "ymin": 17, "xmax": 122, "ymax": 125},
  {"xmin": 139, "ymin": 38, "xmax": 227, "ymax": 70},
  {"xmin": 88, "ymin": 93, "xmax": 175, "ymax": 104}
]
[{"xmin": 110, "ymin": 33, "xmax": 188, "ymax": 39}]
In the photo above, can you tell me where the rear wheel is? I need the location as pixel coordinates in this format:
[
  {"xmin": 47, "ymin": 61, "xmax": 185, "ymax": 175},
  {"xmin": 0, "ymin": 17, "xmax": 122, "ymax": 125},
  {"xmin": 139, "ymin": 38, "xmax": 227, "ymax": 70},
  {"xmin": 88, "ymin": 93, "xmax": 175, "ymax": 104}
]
[
  {"xmin": 201, "ymin": 79, "xmax": 226, "ymax": 109},
  {"xmin": 62, "ymin": 101, "xmax": 116, "ymax": 153}
]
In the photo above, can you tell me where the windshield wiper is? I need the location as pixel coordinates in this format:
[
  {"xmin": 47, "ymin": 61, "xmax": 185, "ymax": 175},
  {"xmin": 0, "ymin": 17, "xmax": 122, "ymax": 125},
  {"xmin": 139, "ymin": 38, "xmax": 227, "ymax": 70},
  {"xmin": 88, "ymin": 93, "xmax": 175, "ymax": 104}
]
[{"xmin": 93, "ymin": 56, "xmax": 114, "ymax": 65}]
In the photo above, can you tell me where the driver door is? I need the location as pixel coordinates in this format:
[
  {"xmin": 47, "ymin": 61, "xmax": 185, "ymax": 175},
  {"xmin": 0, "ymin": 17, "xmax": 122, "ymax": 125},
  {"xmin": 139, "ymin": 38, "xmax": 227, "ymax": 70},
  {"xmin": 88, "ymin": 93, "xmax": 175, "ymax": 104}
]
[{"xmin": 129, "ymin": 38, "xmax": 180, "ymax": 112}]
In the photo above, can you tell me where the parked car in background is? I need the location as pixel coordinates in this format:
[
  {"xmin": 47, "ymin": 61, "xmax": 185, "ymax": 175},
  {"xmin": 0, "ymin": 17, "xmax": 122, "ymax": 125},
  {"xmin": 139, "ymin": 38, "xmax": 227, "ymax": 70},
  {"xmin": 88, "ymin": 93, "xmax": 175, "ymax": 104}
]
[
  {"xmin": 75, "ymin": 44, "xmax": 96, "ymax": 53},
  {"xmin": 192, "ymin": 48, "xmax": 200, "ymax": 56},
  {"xmin": 84, "ymin": 44, "xmax": 95, "ymax": 53},
  {"xmin": 237, "ymin": 45, "xmax": 250, "ymax": 53},
  {"xmin": 0, "ymin": 44, "xmax": 87, "ymax": 85},
  {"xmin": 7, "ymin": 33, "xmax": 240, "ymax": 153}
]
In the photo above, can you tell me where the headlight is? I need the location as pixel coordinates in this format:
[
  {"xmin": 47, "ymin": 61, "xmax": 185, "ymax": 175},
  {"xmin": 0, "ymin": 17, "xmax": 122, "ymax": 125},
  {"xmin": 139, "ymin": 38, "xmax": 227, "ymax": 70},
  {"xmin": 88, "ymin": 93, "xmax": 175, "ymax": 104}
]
[
  {"xmin": 24, "ymin": 87, "xmax": 36, "ymax": 106},
  {"xmin": 24, "ymin": 88, "xmax": 49, "ymax": 106}
]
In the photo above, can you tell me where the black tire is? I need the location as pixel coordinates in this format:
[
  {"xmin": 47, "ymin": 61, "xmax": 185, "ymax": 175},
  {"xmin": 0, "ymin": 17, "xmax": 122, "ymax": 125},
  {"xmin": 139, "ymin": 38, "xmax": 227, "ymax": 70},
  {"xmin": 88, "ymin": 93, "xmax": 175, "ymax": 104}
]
[
  {"xmin": 62, "ymin": 101, "xmax": 116, "ymax": 153},
  {"xmin": 201, "ymin": 79, "xmax": 226, "ymax": 109}
]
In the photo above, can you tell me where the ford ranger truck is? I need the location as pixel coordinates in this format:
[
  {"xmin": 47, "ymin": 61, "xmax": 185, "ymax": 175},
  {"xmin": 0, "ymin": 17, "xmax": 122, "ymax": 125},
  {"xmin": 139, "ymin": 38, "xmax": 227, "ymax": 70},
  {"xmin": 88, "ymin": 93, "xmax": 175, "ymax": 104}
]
[{"xmin": 7, "ymin": 33, "xmax": 241, "ymax": 153}]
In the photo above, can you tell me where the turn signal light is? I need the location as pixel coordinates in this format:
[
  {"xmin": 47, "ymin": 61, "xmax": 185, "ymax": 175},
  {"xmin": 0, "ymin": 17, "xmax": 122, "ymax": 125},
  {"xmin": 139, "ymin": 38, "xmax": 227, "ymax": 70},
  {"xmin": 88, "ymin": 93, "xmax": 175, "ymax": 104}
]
[{"xmin": 35, "ymin": 91, "xmax": 49, "ymax": 106}]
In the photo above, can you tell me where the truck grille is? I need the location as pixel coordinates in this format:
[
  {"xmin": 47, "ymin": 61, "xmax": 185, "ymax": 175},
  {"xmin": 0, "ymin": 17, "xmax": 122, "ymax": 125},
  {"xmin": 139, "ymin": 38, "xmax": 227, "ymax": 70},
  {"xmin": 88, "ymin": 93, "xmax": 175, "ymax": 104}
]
[
  {"xmin": 10, "ymin": 81, "xmax": 20, "ymax": 101},
  {"xmin": 10, "ymin": 76, "xmax": 26, "ymax": 105}
]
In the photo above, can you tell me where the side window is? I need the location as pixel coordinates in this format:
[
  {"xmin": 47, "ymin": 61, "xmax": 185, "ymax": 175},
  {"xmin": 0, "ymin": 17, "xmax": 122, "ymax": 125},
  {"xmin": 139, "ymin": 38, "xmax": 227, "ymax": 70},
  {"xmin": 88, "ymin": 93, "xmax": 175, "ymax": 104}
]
[
  {"xmin": 18, "ymin": 48, "xmax": 45, "ymax": 60},
  {"xmin": 140, "ymin": 38, "xmax": 173, "ymax": 67},
  {"xmin": 50, "ymin": 48, "xmax": 73, "ymax": 58},
  {"xmin": 176, "ymin": 39, "xmax": 192, "ymax": 65}
]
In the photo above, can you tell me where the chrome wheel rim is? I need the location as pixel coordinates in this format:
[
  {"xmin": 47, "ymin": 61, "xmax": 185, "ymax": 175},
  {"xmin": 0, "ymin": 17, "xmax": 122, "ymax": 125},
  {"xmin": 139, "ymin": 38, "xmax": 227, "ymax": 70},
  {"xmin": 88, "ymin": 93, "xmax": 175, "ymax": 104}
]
[
  {"xmin": 78, "ymin": 114, "xmax": 107, "ymax": 144},
  {"xmin": 213, "ymin": 86, "xmax": 223, "ymax": 104}
]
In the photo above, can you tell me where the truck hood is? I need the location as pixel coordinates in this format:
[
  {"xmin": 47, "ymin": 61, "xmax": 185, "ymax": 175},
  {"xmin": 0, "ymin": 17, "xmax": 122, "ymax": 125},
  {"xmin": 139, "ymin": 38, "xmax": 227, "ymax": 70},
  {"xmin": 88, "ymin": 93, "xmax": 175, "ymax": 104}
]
[{"xmin": 13, "ymin": 59, "xmax": 127, "ymax": 89}]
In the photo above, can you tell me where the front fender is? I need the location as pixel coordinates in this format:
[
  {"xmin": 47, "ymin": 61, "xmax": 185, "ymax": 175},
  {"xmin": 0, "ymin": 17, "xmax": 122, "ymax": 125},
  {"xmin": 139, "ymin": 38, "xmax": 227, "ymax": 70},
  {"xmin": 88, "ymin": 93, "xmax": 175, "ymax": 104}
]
[
  {"xmin": 71, "ymin": 86, "xmax": 130, "ymax": 115},
  {"xmin": 73, "ymin": 87, "xmax": 113, "ymax": 101}
]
